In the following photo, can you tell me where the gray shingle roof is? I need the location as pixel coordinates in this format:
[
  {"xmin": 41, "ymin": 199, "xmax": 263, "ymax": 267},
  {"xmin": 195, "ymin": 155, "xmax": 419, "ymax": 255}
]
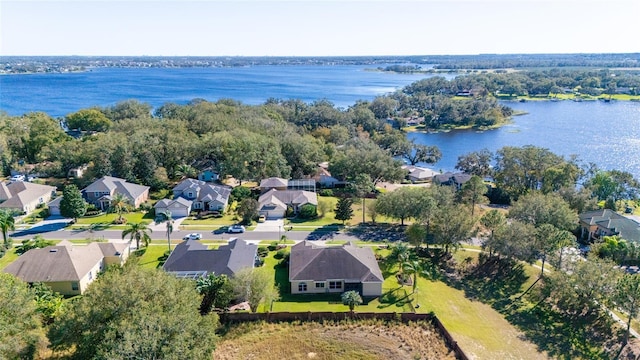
[
  {"xmin": 580, "ymin": 209, "xmax": 640, "ymax": 242},
  {"xmin": 289, "ymin": 241, "xmax": 383, "ymax": 283},
  {"xmin": 83, "ymin": 176, "xmax": 149, "ymax": 202},
  {"xmin": 3, "ymin": 242, "xmax": 127, "ymax": 282},
  {"xmin": 258, "ymin": 189, "xmax": 317, "ymax": 210},
  {"xmin": 163, "ymin": 238, "xmax": 257, "ymax": 277}
]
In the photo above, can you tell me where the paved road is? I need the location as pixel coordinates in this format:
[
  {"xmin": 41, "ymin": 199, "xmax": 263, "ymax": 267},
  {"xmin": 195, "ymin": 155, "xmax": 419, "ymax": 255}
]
[{"xmin": 9, "ymin": 227, "xmax": 373, "ymax": 243}]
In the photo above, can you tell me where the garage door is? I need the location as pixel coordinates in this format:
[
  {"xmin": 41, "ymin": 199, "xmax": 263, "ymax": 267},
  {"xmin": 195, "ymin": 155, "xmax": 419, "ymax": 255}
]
[{"xmin": 266, "ymin": 209, "xmax": 286, "ymax": 219}]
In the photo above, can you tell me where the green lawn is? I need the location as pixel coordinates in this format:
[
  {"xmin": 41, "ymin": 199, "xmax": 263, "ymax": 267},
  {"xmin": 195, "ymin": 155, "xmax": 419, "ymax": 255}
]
[
  {"xmin": 72, "ymin": 212, "xmax": 153, "ymax": 229},
  {"xmin": 135, "ymin": 244, "xmax": 171, "ymax": 269},
  {"xmin": 259, "ymin": 247, "xmax": 547, "ymax": 359},
  {"xmin": 0, "ymin": 247, "xmax": 19, "ymax": 271}
]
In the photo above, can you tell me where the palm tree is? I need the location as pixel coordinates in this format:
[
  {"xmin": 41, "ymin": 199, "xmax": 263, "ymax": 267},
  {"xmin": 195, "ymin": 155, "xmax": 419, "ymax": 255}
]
[
  {"xmin": 341, "ymin": 290, "xmax": 363, "ymax": 312},
  {"xmin": 109, "ymin": 193, "xmax": 130, "ymax": 224},
  {"xmin": 121, "ymin": 222, "xmax": 152, "ymax": 252},
  {"xmin": 175, "ymin": 164, "xmax": 197, "ymax": 180},
  {"xmin": 0, "ymin": 209, "xmax": 15, "ymax": 247},
  {"xmin": 402, "ymin": 259, "xmax": 424, "ymax": 294},
  {"xmin": 165, "ymin": 211, "xmax": 174, "ymax": 253}
]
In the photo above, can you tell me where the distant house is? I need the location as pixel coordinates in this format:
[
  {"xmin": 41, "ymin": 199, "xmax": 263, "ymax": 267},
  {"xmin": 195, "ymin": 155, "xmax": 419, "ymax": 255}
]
[
  {"xmin": 402, "ymin": 165, "xmax": 439, "ymax": 183},
  {"xmin": 258, "ymin": 189, "xmax": 318, "ymax": 219},
  {"xmin": 68, "ymin": 164, "xmax": 88, "ymax": 179},
  {"xmin": 154, "ymin": 197, "xmax": 193, "ymax": 218},
  {"xmin": 313, "ymin": 165, "xmax": 345, "ymax": 188},
  {"xmin": 260, "ymin": 177, "xmax": 316, "ymax": 193},
  {"xmin": 0, "ymin": 181, "xmax": 57, "ymax": 214},
  {"xmin": 197, "ymin": 168, "xmax": 219, "ymax": 183},
  {"xmin": 83, "ymin": 176, "xmax": 150, "ymax": 211},
  {"xmin": 4, "ymin": 240, "xmax": 129, "ymax": 296},
  {"xmin": 171, "ymin": 178, "xmax": 231, "ymax": 213},
  {"xmin": 433, "ymin": 172, "xmax": 472, "ymax": 190},
  {"xmin": 289, "ymin": 241, "xmax": 384, "ymax": 297},
  {"xmin": 579, "ymin": 209, "xmax": 640, "ymax": 242},
  {"xmin": 163, "ymin": 238, "xmax": 258, "ymax": 279}
]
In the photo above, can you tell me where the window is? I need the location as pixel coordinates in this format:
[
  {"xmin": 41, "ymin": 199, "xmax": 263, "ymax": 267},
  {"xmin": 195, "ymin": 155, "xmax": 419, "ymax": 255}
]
[
  {"xmin": 315, "ymin": 282, "xmax": 325, "ymax": 289},
  {"xmin": 298, "ymin": 283, "xmax": 307, "ymax": 292},
  {"xmin": 329, "ymin": 281, "xmax": 342, "ymax": 289},
  {"xmin": 88, "ymin": 272, "xmax": 93, "ymax": 280},
  {"xmin": 71, "ymin": 282, "xmax": 79, "ymax": 291}
]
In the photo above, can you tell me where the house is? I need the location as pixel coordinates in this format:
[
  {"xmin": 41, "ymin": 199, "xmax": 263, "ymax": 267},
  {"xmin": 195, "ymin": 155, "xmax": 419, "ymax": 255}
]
[
  {"xmin": 68, "ymin": 164, "xmax": 88, "ymax": 179},
  {"xmin": 171, "ymin": 178, "xmax": 231, "ymax": 213},
  {"xmin": 433, "ymin": 172, "xmax": 472, "ymax": 189},
  {"xmin": 83, "ymin": 176, "xmax": 150, "ymax": 211},
  {"xmin": 47, "ymin": 197, "xmax": 62, "ymax": 216},
  {"xmin": 579, "ymin": 209, "xmax": 640, "ymax": 243},
  {"xmin": 402, "ymin": 165, "xmax": 439, "ymax": 183},
  {"xmin": 289, "ymin": 241, "xmax": 384, "ymax": 297},
  {"xmin": 197, "ymin": 168, "xmax": 219, "ymax": 183},
  {"xmin": 163, "ymin": 238, "xmax": 258, "ymax": 279},
  {"xmin": 260, "ymin": 177, "xmax": 317, "ymax": 193},
  {"xmin": 258, "ymin": 189, "xmax": 318, "ymax": 219},
  {"xmin": 313, "ymin": 165, "xmax": 346, "ymax": 188},
  {"xmin": 153, "ymin": 197, "xmax": 193, "ymax": 218},
  {"xmin": 4, "ymin": 240, "xmax": 129, "ymax": 296},
  {"xmin": 0, "ymin": 181, "xmax": 57, "ymax": 214}
]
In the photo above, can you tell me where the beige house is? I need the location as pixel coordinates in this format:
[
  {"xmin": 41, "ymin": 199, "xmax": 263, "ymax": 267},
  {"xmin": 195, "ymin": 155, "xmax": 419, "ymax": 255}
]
[
  {"xmin": 0, "ymin": 181, "xmax": 57, "ymax": 214},
  {"xmin": 4, "ymin": 241, "xmax": 129, "ymax": 296},
  {"xmin": 289, "ymin": 241, "xmax": 384, "ymax": 297},
  {"xmin": 258, "ymin": 189, "xmax": 317, "ymax": 219},
  {"xmin": 83, "ymin": 176, "xmax": 150, "ymax": 211},
  {"xmin": 579, "ymin": 209, "xmax": 640, "ymax": 242}
]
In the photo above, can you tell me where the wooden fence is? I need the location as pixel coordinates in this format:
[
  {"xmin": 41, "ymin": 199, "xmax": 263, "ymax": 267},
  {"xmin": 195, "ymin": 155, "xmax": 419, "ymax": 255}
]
[{"xmin": 221, "ymin": 311, "xmax": 468, "ymax": 360}]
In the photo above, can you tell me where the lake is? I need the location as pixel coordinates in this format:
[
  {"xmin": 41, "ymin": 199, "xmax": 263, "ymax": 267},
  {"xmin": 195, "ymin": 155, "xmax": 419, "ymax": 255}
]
[
  {"xmin": 0, "ymin": 65, "xmax": 439, "ymax": 117},
  {"xmin": 2, "ymin": 66, "xmax": 640, "ymax": 179},
  {"xmin": 408, "ymin": 100, "xmax": 640, "ymax": 178}
]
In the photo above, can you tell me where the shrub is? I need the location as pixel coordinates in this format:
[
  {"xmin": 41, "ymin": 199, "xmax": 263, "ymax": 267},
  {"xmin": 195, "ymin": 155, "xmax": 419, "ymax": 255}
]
[
  {"xmin": 274, "ymin": 249, "xmax": 287, "ymax": 260},
  {"xmin": 267, "ymin": 242, "xmax": 278, "ymax": 252},
  {"xmin": 318, "ymin": 189, "xmax": 334, "ymax": 197},
  {"xmin": 298, "ymin": 204, "xmax": 317, "ymax": 219},
  {"xmin": 257, "ymin": 246, "xmax": 269, "ymax": 257}
]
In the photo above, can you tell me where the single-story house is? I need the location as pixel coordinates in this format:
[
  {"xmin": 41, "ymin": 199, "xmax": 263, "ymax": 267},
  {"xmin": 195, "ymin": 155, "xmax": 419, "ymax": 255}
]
[
  {"xmin": 0, "ymin": 181, "xmax": 57, "ymax": 214},
  {"xmin": 198, "ymin": 168, "xmax": 219, "ymax": 183},
  {"xmin": 402, "ymin": 165, "xmax": 439, "ymax": 183},
  {"xmin": 313, "ymin": 166, "xmax": 346, "ymax": 188},
  {"xmin": 258, "ymin": 189, "xmax": 318, "ymax": 219},
  {"xmin": 83, "ymin": 176, "xmax": 150, "ymax": 211},
  {"xmin": 579, "ymin": 209, "xmax": 640, "ymax": 242},
  {"xmin": 171, "ymin": 178, "xmax": 231, "ymax": 213},
  {"xmin": 433, "ymin": 172, "xmax": 472, "ymax": 189},
  {"xmin": 289, "ymin": 241, "xmax": 384, "ymax": 297},
  {"xmin": 260, "ymin": 177, "xmax": 317, "ymax": 193},
  {"xmin": 163, "ymin": 238, "xmax": 258, "ymax": 279},
  {"xmin": 4, "ymin": 240, "xmax": 129, "ymax": 296},
  {"xmin": 153, "ymin": 197, "xmax": 193, "ymax": 218}
]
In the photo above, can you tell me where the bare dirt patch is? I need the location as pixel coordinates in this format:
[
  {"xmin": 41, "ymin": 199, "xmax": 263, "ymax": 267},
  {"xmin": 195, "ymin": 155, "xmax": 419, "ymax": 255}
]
[{"xmin": 214, "ymin": 320, "xmax": 457, "ymax": 360}]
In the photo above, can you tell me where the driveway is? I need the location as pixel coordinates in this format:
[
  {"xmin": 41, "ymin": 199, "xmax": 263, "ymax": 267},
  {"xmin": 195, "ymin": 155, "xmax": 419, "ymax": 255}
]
[
  {"xmin": 253, "ymin": 219, "xmax": 284, "ymax": 232},
  {"xmin": 150, "ymin": 217, "xmax": 188, "ymax": 232}
]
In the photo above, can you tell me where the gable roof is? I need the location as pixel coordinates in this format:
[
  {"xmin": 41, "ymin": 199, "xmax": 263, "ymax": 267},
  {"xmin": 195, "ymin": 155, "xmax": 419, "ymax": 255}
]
[
  {"xmin": 580, "ymin": 209, "xmax": 640, "ymax": 242},
  {"xmin": 163, "ymin": 238, "xmax": 257, "ymax": 277},
  {"xmin": 289, "ymin": 241, "xmax": 383, "ymax": 283},
  {"xmin": 84, "ymin": 176, "xmax": 149, "ymax": 201},
  {"xmin": 4, "ymin": 242, "xmax": 127, "ymax": 282},
  {"xmin": 260, "ymin": 177, "xmax": 289, "ymax": 189},
  {"xmin": 0, "ymin": 181, "xmax": 56, "ymax": 210},
  {"xmin": 154, "ymin": 197, "xmax": 193, "ymax": 209},
  {"xmin": 258, "ymin": 189, "xmax": 317, "ymax": 209},
  {"xmin": 173, "ymin": 178, "xmax": 231, "ymax": 203}
]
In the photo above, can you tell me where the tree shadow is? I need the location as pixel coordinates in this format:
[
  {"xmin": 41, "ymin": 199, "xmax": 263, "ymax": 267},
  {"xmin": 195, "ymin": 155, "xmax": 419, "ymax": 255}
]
[
  {"xmin": 376, "ymin": 287, "xmax": 413, "ymax": 309},
  {"xmin": 305, "ymin": 225, "xmax": 340, "ymax": 241},
  {"xmin": 344, "ymin": 223, "xmax": 407, "ymax": 242}
]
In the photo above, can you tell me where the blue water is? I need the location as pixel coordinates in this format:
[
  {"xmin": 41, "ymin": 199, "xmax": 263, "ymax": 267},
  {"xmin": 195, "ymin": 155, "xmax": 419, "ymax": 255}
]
[
  {"xmin": 2, "ymin": 66, "xmax": 640, "ymax": 179},
  {"xmin": 0, "ymin": 65, "xmax": 442, "ymax": 117},
  {"xmin": 408, "ymin": 100, "xmax": 640, "ymax": 178}
]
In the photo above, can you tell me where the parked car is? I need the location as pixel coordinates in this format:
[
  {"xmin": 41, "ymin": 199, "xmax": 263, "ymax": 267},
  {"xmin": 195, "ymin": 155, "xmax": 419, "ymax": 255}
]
[
  {"xmin": 228, "ymin": 225, "xmax": 246, "ymax": 233},
  {"xmin": 10, "ymin": 174, "xmax": 25, "ymax": 182},
  {"xmin": 183, "ymin": 233, "xmax": 202, "ymax": 240},
  {"xmin": 258, "ymin": 215, "xmax": 266, "ymax": 223}
]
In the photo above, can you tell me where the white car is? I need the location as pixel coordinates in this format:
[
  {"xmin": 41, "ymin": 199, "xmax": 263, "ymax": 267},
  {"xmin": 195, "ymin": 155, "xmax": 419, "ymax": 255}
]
[
  {"xmin": 183, "ymin": 233, "xmax": 202, "ymax": 240},
  {"xmin": 10, "ymin": 174, "xmax": 25, "ymax": 182},
  {"xmin": 228, "ymin": 225, "xmax": 246, "ymax": 233}
]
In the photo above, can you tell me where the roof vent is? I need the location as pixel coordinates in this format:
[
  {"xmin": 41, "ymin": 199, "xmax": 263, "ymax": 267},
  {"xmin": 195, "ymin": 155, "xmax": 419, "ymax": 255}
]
[{"xmin": 49, "ymin": 248, "xmax": 58, "ymax": 252}]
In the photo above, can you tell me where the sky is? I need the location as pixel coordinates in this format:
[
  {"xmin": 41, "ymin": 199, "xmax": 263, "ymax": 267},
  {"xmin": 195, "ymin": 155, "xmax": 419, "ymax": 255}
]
[{"xmin": 1, "ymin": 0, "xmax": 639, "ymax": 56}]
